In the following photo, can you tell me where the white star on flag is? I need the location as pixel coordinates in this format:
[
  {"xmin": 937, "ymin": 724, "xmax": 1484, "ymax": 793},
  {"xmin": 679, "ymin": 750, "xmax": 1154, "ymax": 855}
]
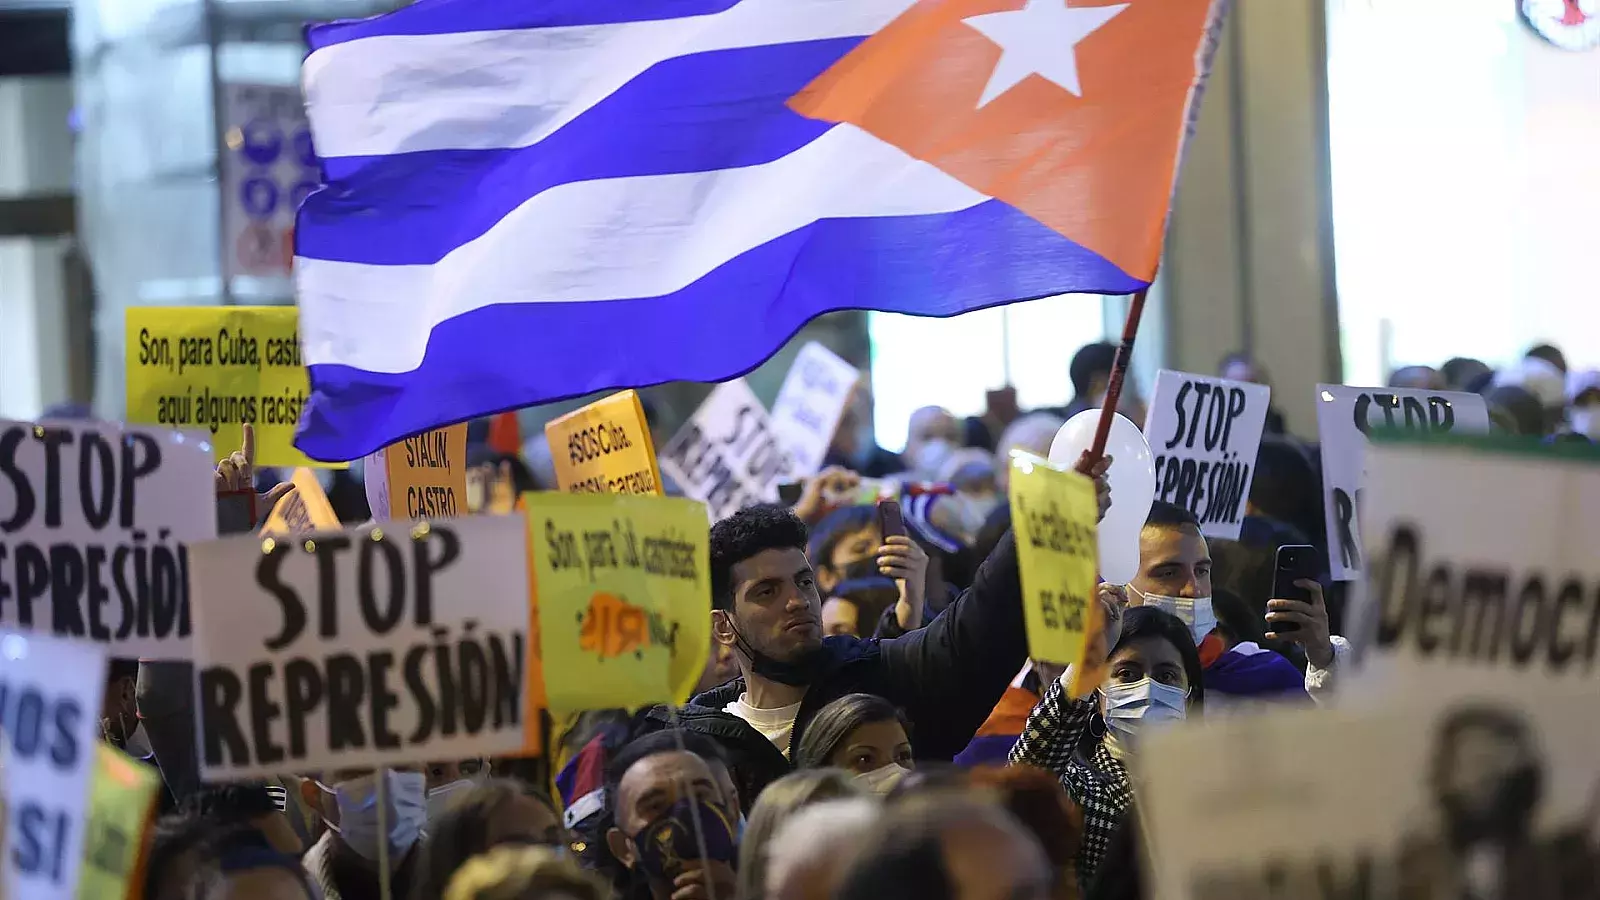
[{"xmin": 963, "ymin": 0, "xmax": 1131, "ymax": 107}]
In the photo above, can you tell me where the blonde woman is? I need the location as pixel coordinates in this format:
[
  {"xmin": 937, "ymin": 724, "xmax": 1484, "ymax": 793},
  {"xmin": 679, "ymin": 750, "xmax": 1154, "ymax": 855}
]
[{"xmin": 735, "ymin": 769, "xmax": 864, "ymax": 900}]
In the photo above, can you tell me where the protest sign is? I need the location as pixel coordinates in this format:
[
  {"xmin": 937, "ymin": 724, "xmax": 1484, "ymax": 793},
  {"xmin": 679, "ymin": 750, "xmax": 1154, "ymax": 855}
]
[
  {"xmin": 1315, "ymin": 385, "xmax": 1489, "ymax": 581},
  {"xmin": 261, "ymin": 468, "xmax": 342, "ymax": 536},
  {"xmin": 219, "ymin": 83, "xmax": 317, "ymax": 281},
  {"xmin": 1140, "ymin": 686, "xmax": 1600, "ymax": 900},
  {"xmin": 1357, "ymin": 437, "xmax": 1600, "ymax": 692},
  {"xmin": 526, "ymin": 493, "xmax": 710, "ymax": 712},
  {"xmin": 1143, "ymin": 370, "xmax": 1270, "ymax": 540},
  {"xmin": 124, "ymin": 306, "xmax": 331, "ymax": 469},
  {"xmin": 76, "ymin": 746, "xmax": 162, "ymax": 900},
  {"xmin": 1, "ymin": 631, "xmax": 106, "ymax": 900},
  {"xmin": 658, "ymin": 380, "xmax": 796, "ymax": 523},
  {"xmin": 1006, "ymin": 454, "xmax": 1099, "ymax": 666},
  {"xmin": 768, "ymin": 343, "xmax": 860, "ymax": 477},
  {"xmin": 0, "ymin": 420, "xmax": 215, "ymax": 657},
  {"xmin": 544, "ymin": 391, "xmax": 663, "ymax": 496},
  {"xmin": 187, "ymin": 515, "xmax": 536, "ymax": 779},
  {"xmin": 362, "ymin": 424, "xmax": 468, "ymax": 521}
]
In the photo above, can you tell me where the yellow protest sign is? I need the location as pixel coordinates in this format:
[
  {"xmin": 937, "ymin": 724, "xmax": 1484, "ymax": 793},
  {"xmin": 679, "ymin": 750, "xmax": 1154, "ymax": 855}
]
[
  {"xmin": 365, "ymin": 424, "xmax": 469, "ymax": 520},
  {"xmin": 527, "ymin": 492, "xmax": 710, "ymax": 712},
  {"xmin": 1008, "ymin": 453, "xmax": 1099, "ymax": 666},
  {"xmin": 125, "ymin": 306, "xmax": 335, "ymax": 468},
  {"xmin": 77, "ymin": 745, "xmax": 162, "ymax": 900},
  {"xmin": 261, "ymin": 468, "xmax": 342, "ymax": 535},
  {"xmin": 545, "ymin": 391, "xmax": 663, "ymax": 495}
]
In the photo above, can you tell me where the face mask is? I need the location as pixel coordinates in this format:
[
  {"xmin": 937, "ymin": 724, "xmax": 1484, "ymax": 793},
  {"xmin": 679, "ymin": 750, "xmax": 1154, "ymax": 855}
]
[
  {"xmin": 426, "ymin": 779, "xmax": 476, "ymax": 821},
  {"xmin": 855, "ymin": 763, "xmax": 909, "ymax": 795},
  {"xmin": 628, "ymin": 796, "xmax": 739, "ymax": 883},
  {"xmin": 909, "ymin": 439, "xmax": 954, "ymax": 481},
  {"xmin": 945, "ymin": 492, "xmax": 1000, "ymax": 542},
  {"xmin": 320, "ymin": 770, "xmax": 427, "ymax": 863},
  {"xmin": 1129, "ymin": 586, "xmax": 1216, "ymax": 645},
  {"xmin": 1101, "ymin": 678, "xmax": 1187, "ymax": 749},
  {"xmin": 836, "ymin": 556, "xmax": 882, "ymax": 584},
  {"xmin": 730, "ymin": 621, "xmax": 822, "ymax": 687},
  {"xmin": 1571, "ymin": 409, "xmax": 1600, "ymax": 441}
]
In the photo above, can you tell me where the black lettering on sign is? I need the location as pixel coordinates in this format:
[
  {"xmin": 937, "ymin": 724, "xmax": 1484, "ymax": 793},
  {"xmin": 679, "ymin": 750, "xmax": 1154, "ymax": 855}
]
[
  {"xmin": 567, "ymin": 421, "xmax": 633, "ymax": 466},
  {"xmin": 1352, "ymin": 393, "xmax": 1458, "ymax": 438},
  {"xmin": 0, "ymin": 425, "xmax": 162, "ymax": 532},
  {"xmin": 1333, "ymin": 488, "xmax": 1360, "ymax": 571},
  {"xmin": 0, "ymin": 528, "xmax": 186, "ymax": 642},
  {"xmin": 1153, "ymin": 455, "xmax": 1252, "ymax": 527},
  {"xmin": 1164, "ymin": 382, "xmax": 1251, "ymax": 454},
  {"xmin": 197, "ymin": 625, "xmax": 525, "ymax": 769},
  {"xmin": 404, "ymin": 430, "xmax": 452, "ymax": 469},
  {"xmin": 1014, "ymin": 495, "xmax": 1094, "ymax": 560},
  {"xmin": 1373, "ymin": 523, "xmax": 1600, "ymax": 674},
  {"xmin": 11, "ymin": 802, "xmax": 72, "ymax": 885}
]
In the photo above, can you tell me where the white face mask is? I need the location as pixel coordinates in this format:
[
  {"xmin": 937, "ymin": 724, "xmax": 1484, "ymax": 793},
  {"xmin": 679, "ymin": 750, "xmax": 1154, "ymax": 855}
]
[
  {"xmin": 1100, "ymin": 677, "xmax": 1188, "ymax": 750},
  {"xmin": 855, "ymin": 763, "xmax": 910, "ymax": 795},
  {"xmin": 1571, "ymin": 409, "xmax": 1600, "ymax": 441},
  {"xmin": 1128, "ymin": 586, "xmax": 1216, "ymax": 645},
  {"xmin": 426, "ymin": 779, "xmax": 477, "ymax": 821},
  {"xmin": 319, "ymin": 770, "xmax": 428, "ymax": 863}
]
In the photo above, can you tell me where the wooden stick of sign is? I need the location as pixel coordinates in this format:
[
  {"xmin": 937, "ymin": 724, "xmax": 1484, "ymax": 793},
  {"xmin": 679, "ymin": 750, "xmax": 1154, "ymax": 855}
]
[{"xmin": 1078, "ymin": 287, "xmax": 1150, "ymax": 475}]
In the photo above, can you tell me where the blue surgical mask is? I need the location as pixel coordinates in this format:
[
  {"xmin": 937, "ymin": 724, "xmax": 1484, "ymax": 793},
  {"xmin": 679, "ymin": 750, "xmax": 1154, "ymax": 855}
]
[
  {"xmin": 1128, "ymin": 585, "xmax": 1216, "ymax": 646},
  {"xmin": 319, "ymin": 770, "xmax": 428, "ymax": 863},
  {"xmin": 1100, "ymin": 677, "xmax": 1188, "ymax": 750}
]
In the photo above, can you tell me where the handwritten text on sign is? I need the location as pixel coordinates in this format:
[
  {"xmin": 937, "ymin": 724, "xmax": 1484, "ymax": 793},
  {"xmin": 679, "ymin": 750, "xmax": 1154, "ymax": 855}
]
[
  {"xmin": 1143, "ymin": 371, "xmax": 1271, "ymax": 541},
  {"xmin": 1362, "ymin": 440, "xmax": 1600, "ymax": 689},
  {"xmin": 1007, "ymin": 454, "xmax": 1099, "ymax": 666},
  {"xmin": 529, "ymin": 493, "xmax": 711, "ymax": 710},
  {"xmin": 769, "ymin": 343, "xmax": 860, "ymax": 478},
  {"xmin": 0, "ymin": 421, "xmax": 216, "ymax": 658},
  {"xmin": 659, "ymin": 380, "xmax": 795, "ymax": 522},
  {"xmin": 2, "ymin": 631, "xmax": 106, "ymax": 900},
  {"xmin": 365, "ymin": 424, "xmax": 468, "ymax": 521},
  {"xmin": 188, "ymin": 516, "xmax": 534, "ymax": 778},
  {"xmin": 1314, "ymin": 385, "xmax": 1489, "ymax": 581},
  {"xmin": 545, "ymin": 390, "xmax": 663, "ymax": 496},
  {"xmin": 124, "ymin": 306, "xmax": 331, "ymax": 469}
]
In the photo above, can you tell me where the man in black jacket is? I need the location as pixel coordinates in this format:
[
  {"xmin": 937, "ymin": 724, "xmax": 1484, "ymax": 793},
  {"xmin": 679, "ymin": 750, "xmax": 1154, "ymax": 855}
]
[{"xmin": 641, "ymin": 465, "xmax": 1108, "ymax": 804}]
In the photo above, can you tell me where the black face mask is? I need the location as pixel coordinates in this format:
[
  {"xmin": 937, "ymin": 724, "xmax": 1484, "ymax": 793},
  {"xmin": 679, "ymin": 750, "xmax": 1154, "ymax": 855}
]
[
  {"xmin": 729, "ymin": 621, "xmax": 823, "ymax": 687},
  {"xmin": 834, "ymin": 557, "xmax": 882, "ymax": 585}
]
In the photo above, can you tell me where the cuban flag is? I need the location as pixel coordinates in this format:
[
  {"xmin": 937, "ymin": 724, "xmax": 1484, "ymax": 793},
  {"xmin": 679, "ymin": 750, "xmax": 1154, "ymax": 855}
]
[{"xmin": 294, "ymin": 0, "xmax": 1228, "ymax": 461}]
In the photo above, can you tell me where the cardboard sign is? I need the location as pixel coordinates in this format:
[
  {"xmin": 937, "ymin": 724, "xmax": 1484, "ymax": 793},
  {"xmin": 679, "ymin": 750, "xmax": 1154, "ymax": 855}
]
[
  {"xmin": 1315, "ymin": 385, "xmax": 1490, "ymax": 581},
  {"xmin": 363, "ymin": 424, "xmax": 468, "ymax": 521},
  {"xmin": 1007, "ymin": 453, "xmax": 1099, "ymax": 666},
  {"xmin": 261, "ymin": 468, "xmax": 342, "ymax": 536},
  {"xmin": 658, "ymin": 380, "xmax": 796, "ymax": 523},
  {"xmin": 1143, "ymin": 370, "xmax": 1271, "ymax": 540},
  {"xmin": 769, "ymin": 343, "xmax": 860, "ymax": 477},
  {"xmin": 76, "ymin": 746, "xmax": 162, "ymax": 900},
  {"xmin": 1357, "ymin": 438, "xmax": 1600, "ymax": 693},
  {"xmin": 124, "ymin": 306, "xmax": 331, "ymax": 469},
  {"xmin": 1140, "ymin": 687, "xmax": 1600, "ymax": 900},
  {"xmin": 187, "ymin": 515, "xmax": 536, "ymax": 778},
  {"xmin": 0, "ymin": 420, "xmax": 216, "ymax": 657},
  {"xmin": 545, "ymin": 391, "xmax": 663, "ymax": 496},
  {"xmin": 1, "ymin": 631, "xmax": 106, "ymax": 900},
  {"xmin": 526, "ymin": 493, "xmax": 711, "ymax": 712}
]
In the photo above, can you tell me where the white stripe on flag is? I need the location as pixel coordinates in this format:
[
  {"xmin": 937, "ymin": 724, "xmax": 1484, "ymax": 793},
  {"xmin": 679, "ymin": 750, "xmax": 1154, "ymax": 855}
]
[
  {"xmin": 295, "ymin": 124, "xmax": 988, "ymax": 374},
  {"xmin": 303, "ymin": 0, "xmax": 917, "ymax": 159}
]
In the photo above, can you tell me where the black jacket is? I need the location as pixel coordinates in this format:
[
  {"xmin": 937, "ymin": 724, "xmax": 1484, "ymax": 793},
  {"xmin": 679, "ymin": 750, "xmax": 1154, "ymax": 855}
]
[{"xmin": 641, "ymin": 532, "xmax": 1026, "ymax": 804}]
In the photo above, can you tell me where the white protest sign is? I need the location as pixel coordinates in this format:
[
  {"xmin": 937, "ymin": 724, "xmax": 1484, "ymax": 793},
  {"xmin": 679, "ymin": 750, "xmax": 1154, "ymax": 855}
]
[
  {"xmin": 658, "ymin": 380, "xmax": 796, "ymax": 522},
  {"xmin": 1143, "ymin": 370, "xmax": 1271, "ymax": 540},
  {"xmin": 769, "ymin": 343, "xmax": 860, "ymax": 477},
  {"xmin": 1356, "ymin": 439, "xmax": 1600, "ymax": 693},
  {"xmin": 1141, "ymin": 687, "xmax": 1600, "ymax": 900},
  {"xmin": 1314, "ymin": 386, "xmax": 1489, "ymax": 581},
  {"xmin": 221, "ymin": 83, "xmax": 318, "ymax": 281},
  {"xmin": 187, "ymin": 515, "xmax": 536, "ymax": 779},
  {"xmin": 1, "ymin": 630, "xmax": 106, "ymax": 900},
  {"xmin": 0, "ymin": 420, "xmax": 217, "ymax": 658}
]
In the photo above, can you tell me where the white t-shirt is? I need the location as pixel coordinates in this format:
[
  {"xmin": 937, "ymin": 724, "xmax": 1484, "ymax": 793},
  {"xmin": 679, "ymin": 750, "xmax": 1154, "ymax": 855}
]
[{"xmin": 724, "ymin": 694, "xmax": 803, "ymax": 758}]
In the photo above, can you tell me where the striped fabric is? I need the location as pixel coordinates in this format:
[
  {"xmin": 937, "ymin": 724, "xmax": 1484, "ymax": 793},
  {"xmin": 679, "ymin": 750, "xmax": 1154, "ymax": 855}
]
[
  {"xmin": 294, "ymin": 0, "xmax": 1224, "ymax": 461},
  {"xmin": 264, "ymin": 783, "xmax": 289, "ymax": 812}
]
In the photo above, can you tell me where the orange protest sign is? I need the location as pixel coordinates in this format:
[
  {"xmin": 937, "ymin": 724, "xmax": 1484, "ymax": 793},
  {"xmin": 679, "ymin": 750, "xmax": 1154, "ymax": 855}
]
[
  {"xmin": 260, "ymin": 468, "xmax": 341, "ymax": 535},
  {"xmin": 544, "ymin": 390, "xmax": 663, "ymax": 495},
  {"xmin": 364, "ymin": 423, "xmax": 469, "ymax": 520}
]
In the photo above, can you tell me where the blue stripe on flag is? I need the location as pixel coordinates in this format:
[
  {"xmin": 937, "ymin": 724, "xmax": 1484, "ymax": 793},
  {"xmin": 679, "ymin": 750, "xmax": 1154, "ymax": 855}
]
[
  {"xmin": 301, "ymin": 40, "xmax": 854, "ymax": 266},
  {"xmin": 295, "ymin": 200, "xmax": 1145, "ymax": 461},
  {"xmin": 308, "ymin": 0, "xmax": 743, "ymax": 51}
]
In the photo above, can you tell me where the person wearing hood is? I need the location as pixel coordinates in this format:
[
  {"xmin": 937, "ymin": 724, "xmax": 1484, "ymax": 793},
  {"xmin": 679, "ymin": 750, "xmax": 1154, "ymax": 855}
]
[
  {"xmin": 795, "ymin": 693, "xmax": 914, "ymax": 795},
  {"xmin": 300, "ymin": 766, "xmax": 428, "ymax": 900}
]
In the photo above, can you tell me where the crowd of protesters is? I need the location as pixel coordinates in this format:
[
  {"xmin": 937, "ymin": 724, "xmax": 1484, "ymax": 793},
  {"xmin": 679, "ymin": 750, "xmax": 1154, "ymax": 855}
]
[{"xmin": 79, "ymin": 340, "xmax": 1598, "ymax": 900}]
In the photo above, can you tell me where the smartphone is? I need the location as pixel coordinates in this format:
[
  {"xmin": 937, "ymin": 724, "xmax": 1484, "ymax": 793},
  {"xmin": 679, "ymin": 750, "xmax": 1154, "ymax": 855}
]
[
  {"xmin": 216, "ymin": 490, "xmax": 258, "ymax": 536},
  {"xmin": 876, "ymin": 498, "xmax": 906, "ymax": 539},
  {"xmin": 1270, "ymin": 544, "xmax": 1318, "ymax": 634}
]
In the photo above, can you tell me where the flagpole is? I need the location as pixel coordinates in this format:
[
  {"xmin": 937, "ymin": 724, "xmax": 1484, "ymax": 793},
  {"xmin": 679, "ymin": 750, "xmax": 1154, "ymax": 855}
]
[{"xmin": 1077, "ymin": 287, "xmax": 1148, "ymax": 474}]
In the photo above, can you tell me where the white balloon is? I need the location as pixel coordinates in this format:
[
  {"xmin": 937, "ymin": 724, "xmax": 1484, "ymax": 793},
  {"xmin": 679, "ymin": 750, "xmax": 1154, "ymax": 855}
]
[{"xmin": 1048, "ymin": 411, "xmax": 1157, "ymax": 584}]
